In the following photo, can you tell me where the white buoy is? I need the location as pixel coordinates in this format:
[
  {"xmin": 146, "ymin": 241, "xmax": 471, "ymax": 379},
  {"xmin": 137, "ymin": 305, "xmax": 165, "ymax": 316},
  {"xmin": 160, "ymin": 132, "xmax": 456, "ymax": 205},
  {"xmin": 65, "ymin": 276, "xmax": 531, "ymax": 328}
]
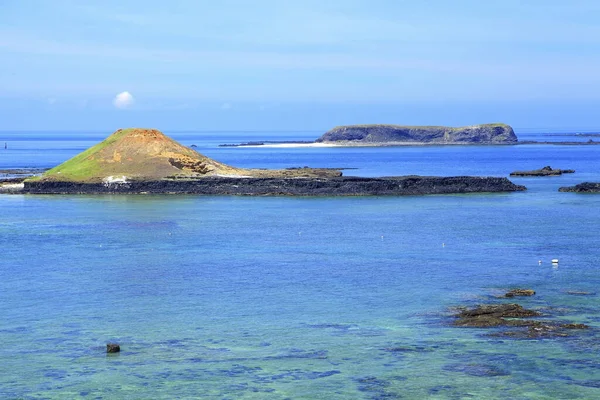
[
  {"xmin": 538, "ymin": 260, "xmax": 542, "ymax": 265},
  {"xmin": 552, "ymin": 259, "xmax": 559, "ymax": 264}
]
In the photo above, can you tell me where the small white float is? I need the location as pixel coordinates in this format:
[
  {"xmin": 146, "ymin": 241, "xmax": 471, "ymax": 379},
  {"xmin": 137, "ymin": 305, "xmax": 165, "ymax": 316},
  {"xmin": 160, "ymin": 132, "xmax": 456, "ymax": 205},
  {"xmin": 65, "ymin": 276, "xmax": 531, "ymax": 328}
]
[{"xmin": 551, "ymin": 259, "xmax": 559, "ymax": 264}]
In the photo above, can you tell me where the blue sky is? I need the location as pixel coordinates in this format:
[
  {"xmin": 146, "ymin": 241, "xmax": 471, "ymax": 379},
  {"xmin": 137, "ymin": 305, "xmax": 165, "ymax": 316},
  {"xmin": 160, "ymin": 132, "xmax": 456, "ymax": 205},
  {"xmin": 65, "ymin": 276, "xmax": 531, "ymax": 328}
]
[{"xmin": 1, "ymin": 0, "xmax": 600, "ymax": 131}]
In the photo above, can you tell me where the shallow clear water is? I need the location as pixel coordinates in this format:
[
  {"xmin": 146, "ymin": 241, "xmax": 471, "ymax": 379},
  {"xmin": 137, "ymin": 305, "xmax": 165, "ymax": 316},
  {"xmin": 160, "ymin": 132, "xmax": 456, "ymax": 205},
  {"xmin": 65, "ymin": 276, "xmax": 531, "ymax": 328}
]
[{"xmin": 1, "ymin": 131, "xmax": 599, "ymax": 399}]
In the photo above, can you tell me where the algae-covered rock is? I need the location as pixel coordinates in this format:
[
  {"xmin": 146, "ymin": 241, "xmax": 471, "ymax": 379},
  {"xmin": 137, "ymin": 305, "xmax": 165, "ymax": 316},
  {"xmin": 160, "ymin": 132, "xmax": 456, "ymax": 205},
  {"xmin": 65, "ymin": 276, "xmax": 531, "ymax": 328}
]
[
  {"xmin": 505, "ymin": 289, "xmax": 536, "ymax": 297},
  {"xmin": 453, "ymin": 303, "xmax": 541, "ymax": 327}
]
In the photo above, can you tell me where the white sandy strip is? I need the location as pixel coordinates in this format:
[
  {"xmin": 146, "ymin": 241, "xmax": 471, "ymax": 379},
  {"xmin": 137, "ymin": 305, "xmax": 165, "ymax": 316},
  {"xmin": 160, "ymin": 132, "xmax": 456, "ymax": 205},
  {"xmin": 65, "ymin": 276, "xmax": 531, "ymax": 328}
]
[
  {"xmin": 243, "ymin": 142, "xmax": 339, "ymax": 148},
  {"xmin": 243, "ymin": 141, "xmax": 463, "ymax": 148}
]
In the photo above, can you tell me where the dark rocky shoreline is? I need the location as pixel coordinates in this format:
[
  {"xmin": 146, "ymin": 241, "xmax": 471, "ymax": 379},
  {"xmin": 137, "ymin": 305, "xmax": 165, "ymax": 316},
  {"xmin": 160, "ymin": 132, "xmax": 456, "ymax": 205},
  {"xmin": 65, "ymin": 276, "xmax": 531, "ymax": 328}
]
[
  {"xmin": 22, "ymin": 176, "xmax": 526, "ymax": 196},
  {"xmin": 559, "ymin": 182, "xmax": 600, "ymax": 193}
]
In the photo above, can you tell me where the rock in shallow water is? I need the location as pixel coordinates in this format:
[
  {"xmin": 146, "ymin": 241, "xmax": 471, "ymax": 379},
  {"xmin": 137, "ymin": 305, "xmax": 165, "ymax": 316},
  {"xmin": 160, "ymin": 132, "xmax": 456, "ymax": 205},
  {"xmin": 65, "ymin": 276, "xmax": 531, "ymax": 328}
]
[
  {"xmin": 452, "ymin": 300, "xmax": 590, "ymax": 339},
  {"xmin": 454, "ymin": 303, "xmax": 541, "ymax": 327},
  {"xmin": 505, "ymin": 288, "xmax": 536, "ymax": 297},
  {"xmin": 106, "ymin": 343, "xmax": 120, "ymax": 353},
  {"xmin": 559, "ymin": 182, "xmax": 600, "ymax": 193},
  {"xmin": 510, "ymin": 166, "xmax": 575, "ymax": 177}
]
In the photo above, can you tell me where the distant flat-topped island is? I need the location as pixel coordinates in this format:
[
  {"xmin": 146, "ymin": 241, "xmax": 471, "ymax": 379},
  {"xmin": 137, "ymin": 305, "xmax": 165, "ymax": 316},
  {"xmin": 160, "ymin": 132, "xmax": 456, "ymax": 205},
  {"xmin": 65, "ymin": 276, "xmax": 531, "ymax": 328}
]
[
  {"xmin": 221, "ymin": 123, "xmax": 519, "ymax": 147},
  {"xmin": 220, "ymin": 123, "xmax": 600, "ymax": 148},
  {"xmin": 16, "ymin": 128, "xmax": 526, "ymax": 196},
  {"xmin": 315, "ymin": 123, "xmax": 517, "ymax": 145}
]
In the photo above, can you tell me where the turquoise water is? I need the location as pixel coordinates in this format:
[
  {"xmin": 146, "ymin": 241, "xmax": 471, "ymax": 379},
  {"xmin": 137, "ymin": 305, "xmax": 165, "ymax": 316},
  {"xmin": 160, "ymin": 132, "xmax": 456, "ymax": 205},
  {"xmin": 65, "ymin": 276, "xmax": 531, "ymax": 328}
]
[{"xmin": 1, "ymin": 131, "xmax": 600, "ymax": 398}]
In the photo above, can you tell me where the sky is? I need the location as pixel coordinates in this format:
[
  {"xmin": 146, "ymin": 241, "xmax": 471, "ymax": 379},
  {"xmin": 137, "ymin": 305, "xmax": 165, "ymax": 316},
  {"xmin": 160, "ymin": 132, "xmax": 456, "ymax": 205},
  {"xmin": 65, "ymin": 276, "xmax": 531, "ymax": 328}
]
[{"xmin": 1, "ymin": 0, "xmax": 600, "ymax": 131}]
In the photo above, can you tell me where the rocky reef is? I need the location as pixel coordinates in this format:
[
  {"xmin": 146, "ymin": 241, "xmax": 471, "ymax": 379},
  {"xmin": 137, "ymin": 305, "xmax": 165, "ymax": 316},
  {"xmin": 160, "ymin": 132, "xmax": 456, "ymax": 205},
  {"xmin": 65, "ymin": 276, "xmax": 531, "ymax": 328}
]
[
  {"xmin": 559, "ymin": 182, "xmax": 600, "ymax": 193},
  {"xmin": 316, "ymin": 123, "xmax": 517, "ymax": 145},
  {"xmin": 453, "ymin": 303, "xmax": 589, "ymax": 339},
  {"xmin": 510, "ymin": 166, "xmax": 575, "ymax": 177},
  {"xmin": 451, "ymin": 289, "xmax": 590, "ymax": 339},
  {"xmin": 22, "ymin": 176, "xmax": 525, "ymax": 196}
]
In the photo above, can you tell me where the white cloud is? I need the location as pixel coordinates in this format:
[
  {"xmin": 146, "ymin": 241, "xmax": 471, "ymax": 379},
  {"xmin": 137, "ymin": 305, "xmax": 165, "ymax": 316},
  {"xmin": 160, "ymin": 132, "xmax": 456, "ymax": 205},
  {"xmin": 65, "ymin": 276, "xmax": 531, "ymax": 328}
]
[{"xmin": 113, "ymin": 91, "xmax": 134, "ymax": 109}]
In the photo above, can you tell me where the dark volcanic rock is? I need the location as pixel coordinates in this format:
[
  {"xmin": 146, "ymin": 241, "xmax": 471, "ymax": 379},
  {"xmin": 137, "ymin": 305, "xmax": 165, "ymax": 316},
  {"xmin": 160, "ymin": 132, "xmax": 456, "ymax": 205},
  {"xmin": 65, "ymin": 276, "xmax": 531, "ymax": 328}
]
[
  {"xmin": 452, "ymin": 301, "xmax": 590, "ymax": 339},
  {"xmin": 0, "ymin": 177, "xmax": 26, "ymax": 184},
  {"xmin": 454, "ymin": 304, "xmax": 541, "ymax": 327},
  {"xmin": 559, "ymin": 182, "xmax": 600, "ymax": 193},
  {"xmin": 510, "ymin": 166, "xmax": 575, "ymax": 176},
  {"xmin": 106, "ymin": 343, "xmax": 120, "ymax": 353},
  {"xmin": 316, "ymin": 123, "xmax": 517, "ymax": 144},
  {"xmin": 23, "ymin": 176, "xmax": 526, "ymax": 196},
  {"xmin": 505, "ymin": 289, "xmax": 536, "ymax": 297},
  {"xmin": 488, "ymin": 322, "xmax": 589, "ymax": 339}
]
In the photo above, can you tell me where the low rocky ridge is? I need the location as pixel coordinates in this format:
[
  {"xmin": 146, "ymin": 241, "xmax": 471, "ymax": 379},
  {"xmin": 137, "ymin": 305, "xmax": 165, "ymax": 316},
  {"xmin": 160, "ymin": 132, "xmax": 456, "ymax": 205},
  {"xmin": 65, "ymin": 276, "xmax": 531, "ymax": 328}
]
[
  {"xmin": 510, "ymin": 166, "xmax": 575, "ymax": 176},
  {"xmin": 23, "ymin": 176, "xmax": 525, "ymax": 195},
  {"xmin": 559, "ymin": 182, "xmax": 600, "ymax": 193},
  {"xmin": 316, "ymin": 123, "xmax": 517, "ymax": 145},
  {"xmin": 451, "ymin": 289, "xmax": 590, "ymax": 339}
]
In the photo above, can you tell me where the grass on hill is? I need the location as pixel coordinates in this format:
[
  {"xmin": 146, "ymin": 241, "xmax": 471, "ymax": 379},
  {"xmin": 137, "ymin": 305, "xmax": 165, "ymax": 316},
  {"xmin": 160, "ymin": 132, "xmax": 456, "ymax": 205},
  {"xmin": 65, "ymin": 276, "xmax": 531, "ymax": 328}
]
[{"xmin": 26, "ymin": 129, "xmax": 134, "ymax": 182}]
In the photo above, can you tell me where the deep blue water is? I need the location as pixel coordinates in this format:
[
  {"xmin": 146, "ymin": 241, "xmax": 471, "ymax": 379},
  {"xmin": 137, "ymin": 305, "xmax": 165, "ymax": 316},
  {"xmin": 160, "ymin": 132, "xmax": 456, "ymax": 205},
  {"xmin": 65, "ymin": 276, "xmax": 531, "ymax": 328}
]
[{"xmin": 1, "ymin": 130, "xmax": 600, "ymax": 399}]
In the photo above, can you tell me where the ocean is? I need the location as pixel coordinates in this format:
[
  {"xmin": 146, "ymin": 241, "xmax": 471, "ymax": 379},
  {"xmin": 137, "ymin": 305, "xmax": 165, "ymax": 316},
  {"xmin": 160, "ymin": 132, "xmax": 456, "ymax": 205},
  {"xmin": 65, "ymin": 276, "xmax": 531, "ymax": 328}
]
[{"xmin": 1, "ymin": 130, "xmax": 599, "ymax": 399}]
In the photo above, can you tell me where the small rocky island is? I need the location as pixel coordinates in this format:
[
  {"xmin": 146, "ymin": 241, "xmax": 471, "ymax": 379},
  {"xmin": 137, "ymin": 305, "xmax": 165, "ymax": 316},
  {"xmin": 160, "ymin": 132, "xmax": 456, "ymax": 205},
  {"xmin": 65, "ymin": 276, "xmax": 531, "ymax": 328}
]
[
  {"xmin": 559, "ymin": 182, "xmax": 600, "ymax": 193},
  {"xmin": 510, "ymin": 166, "xmax": 575, "ymax": 177},
  {"xmin": 221, "ymin": 123, "xmax": 518, "ymax": 147},
  {"xmin": 316, "ymin": 123, "xmax": 517, "ymax": 145},
  {"xmin": 18, "ymin": 128, "xmax": 526, "ymax": 196}
]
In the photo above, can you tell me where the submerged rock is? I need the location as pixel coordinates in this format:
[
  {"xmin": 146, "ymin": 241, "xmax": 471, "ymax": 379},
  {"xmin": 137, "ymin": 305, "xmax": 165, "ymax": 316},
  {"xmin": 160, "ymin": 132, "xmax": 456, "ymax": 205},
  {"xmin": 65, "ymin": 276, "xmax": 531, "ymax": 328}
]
[
  {"xmin": 510, "ymin": 166, "xmax": 575, "ymax": 177},
  {"xmin": 566, "ymin": 290, "xmax": 595, "ymax": 296},
  {"xmin": 489, "ymin": 322, "xmax": 589, "ymax": 339},
  {"xmin": 505, "ymin": 289, "xmax": 536, "ymax": 297},
  {"xmin": 443, "ymin": 362, "xmax": 510, "ymax": 377}
]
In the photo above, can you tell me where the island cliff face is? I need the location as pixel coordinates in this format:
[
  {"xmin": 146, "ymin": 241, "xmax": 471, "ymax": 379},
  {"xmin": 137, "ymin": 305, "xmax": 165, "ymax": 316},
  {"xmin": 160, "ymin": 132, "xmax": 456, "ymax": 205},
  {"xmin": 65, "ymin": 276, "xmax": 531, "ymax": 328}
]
[{"xmin": 315, "ymin": 123, "xmax": 517, "ymax": 145}]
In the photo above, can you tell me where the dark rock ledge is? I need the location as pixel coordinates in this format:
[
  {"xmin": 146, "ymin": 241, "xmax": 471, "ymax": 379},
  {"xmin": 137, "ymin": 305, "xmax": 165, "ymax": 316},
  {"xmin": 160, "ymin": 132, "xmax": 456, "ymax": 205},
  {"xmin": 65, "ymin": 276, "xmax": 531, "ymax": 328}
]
[
  {"xmin": 452, "ymin": 294, "xmax": 590, "ymax": 339},
  {"xmin": 22, "ymin": 176, "xmax": 526, "ymax": 196},
  {"xmin": 559, "ymin": 182, "xmax": 600, "ymax": 193},
  {"xmin": 510, "ymin": 166, "xmax": 575, "ymax": 177}
]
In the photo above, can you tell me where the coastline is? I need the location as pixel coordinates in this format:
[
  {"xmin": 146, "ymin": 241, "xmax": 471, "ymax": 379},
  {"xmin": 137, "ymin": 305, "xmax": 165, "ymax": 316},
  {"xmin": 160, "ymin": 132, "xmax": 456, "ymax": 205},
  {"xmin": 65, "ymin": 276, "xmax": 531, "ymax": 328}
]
[
  {"xmin": 21, "ymin": 176, "xmax": 526, "ymax": 196},
  {"xmin": 223, "ymin": 141, "xmax": 600, "ymax": 148}
]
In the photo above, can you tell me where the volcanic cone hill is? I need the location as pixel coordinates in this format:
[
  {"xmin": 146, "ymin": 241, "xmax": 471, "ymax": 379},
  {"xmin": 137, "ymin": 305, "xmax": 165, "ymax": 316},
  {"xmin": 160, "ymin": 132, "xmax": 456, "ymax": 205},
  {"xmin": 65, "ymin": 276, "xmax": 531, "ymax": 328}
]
[{"xmin": 31, "ymin": 128, "xmax": 340, "ymax": 183}]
